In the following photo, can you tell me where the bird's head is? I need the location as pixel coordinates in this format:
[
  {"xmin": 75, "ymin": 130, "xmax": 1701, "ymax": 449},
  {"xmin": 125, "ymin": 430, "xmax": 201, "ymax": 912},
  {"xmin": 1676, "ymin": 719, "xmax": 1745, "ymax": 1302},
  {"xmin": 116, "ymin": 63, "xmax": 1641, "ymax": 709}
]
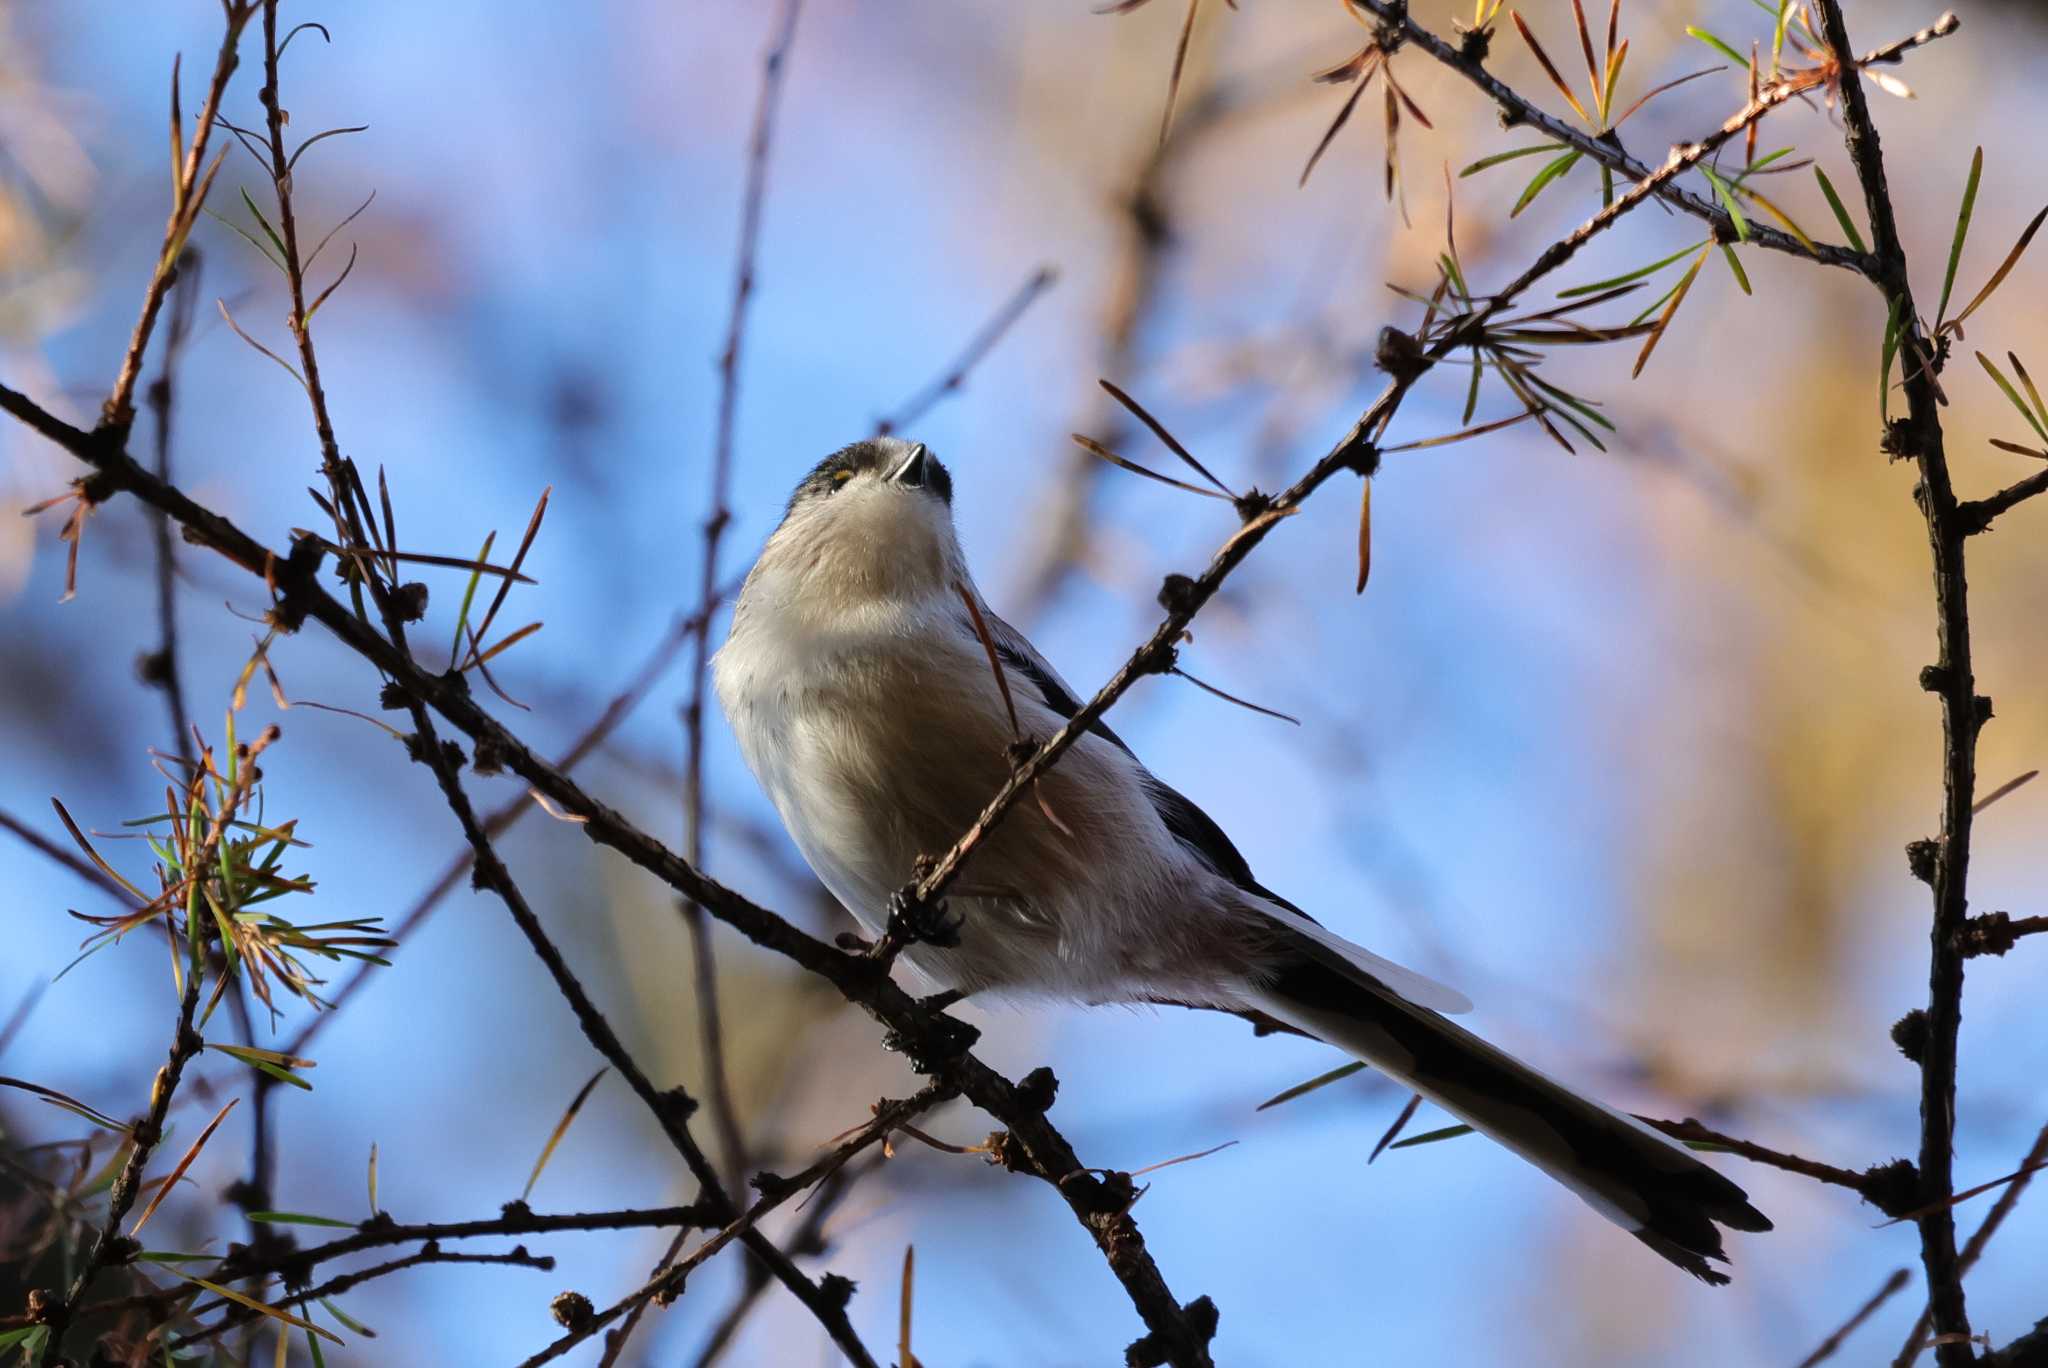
[{"xmin": 753, "ymin": 438, "xmax": 964, "ymax": 610}]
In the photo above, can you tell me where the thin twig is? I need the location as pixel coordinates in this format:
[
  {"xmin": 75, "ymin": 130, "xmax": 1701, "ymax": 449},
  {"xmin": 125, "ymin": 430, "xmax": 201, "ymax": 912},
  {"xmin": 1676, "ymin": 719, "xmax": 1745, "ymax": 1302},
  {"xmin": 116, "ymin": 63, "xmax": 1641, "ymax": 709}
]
[
  {"xmin": 257, "ymin": 1, "xmax": 345, "ymax": 487},
  {"xmin": 170, "ymin": 1246, "xmax": 555, "ymax": 1351},
  {"xmin": 1957, "ymin": 467, "xmax": 2048, "ymax": 534},
  {"xmin": 41, "ymin": 971, "xmax": 203, "ymax": 1363},
  {"xmin": 515, "ymin": 1087, "xmax": 949, "ymax": 1367},
  {"xmin": 126, "ymin": 1204, "xmax": 717, "ymax": 1336},
  {"xmin": 141, "ymin": 248, "xmax": 276, "ymax": 1240},
  {"xmin": 278, "ymin": 601, "xmax": 712, "ymax": 1063},
  {"xmin": 679, "ymin": 0, "xmax": 805, "ymax": 1194},
  {"xmin": 0, "ymin": 379, "xmax": 1220, "ymax": 1361},
  {"xmin": 908, "ymin": 60, "xmax": 1849, "ymax": 917},
  {"xmin": 1956, "ymin": 912, "xmax": 2048, "ymax": 958},
  {"xmin": 408, "ymin": 714, "xmax": 877, "ymax": 1368},
  {"xmin": 1895, "ymin": 1120, "xmax": 2048, "ymax": 1365},
  {"xmin": 142, "ymin": 250, "xmax": 201, "ymax": 763},
  {"xmin": 4, "ymin": 20, "xmax": 1957, "ymax": 1360},
  {"xmin": 875, "ymin": 266, "xmax": 1059, "ymax": 435},
  {"xmin": 1343, "ymin": 0, "xmax": 1954, "ymax": 272},
  {"xmin": 1807, "ymin": 5, "xmax": 1974, "ymax": 1362},
  {"xmin": 596, "ymin": 1228, "xmax": 690, "ymax": 1368},
  {"xmin": 690, "ymin": 1159, "xmax": 869, "ymax": 1368},
  {"xmin": 1645, "ymin": 1117, "xmax": 1883, "ymax": 1199},
  {"xmin": 102, "ymin": 5, "xmax": 255, "ymax": 432}
]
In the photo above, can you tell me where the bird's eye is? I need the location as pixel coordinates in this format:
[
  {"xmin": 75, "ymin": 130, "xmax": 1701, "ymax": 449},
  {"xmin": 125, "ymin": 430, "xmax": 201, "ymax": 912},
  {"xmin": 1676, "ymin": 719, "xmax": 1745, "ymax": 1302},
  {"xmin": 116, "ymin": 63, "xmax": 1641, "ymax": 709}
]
[{"xmin": 825, "ymin": 469, "xmax": 855, "ymax": 494}]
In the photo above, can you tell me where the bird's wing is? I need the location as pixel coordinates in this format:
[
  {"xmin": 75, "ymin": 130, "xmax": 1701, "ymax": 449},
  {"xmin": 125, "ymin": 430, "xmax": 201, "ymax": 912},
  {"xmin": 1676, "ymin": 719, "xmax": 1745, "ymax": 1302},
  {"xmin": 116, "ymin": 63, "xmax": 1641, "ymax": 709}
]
[
  {"xmin": 978, "ymin": 609, "xmax": 1136, "ymax": 757},
  {"xmin": 981, "ymin": 607, "xmax": 1471, "ymax": 1015}
]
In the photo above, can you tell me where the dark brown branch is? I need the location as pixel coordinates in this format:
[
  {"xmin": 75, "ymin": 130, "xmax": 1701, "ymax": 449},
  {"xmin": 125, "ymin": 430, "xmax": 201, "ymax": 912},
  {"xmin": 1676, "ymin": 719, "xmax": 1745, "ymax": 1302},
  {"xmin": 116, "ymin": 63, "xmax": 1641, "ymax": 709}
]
[
  {"xmin": 689, "ymin": 1160, "xmax": 869, "ymax": 1368},
  {"xmin": 0, "ymin": 379, "xmax": 1217, "ymax": 1362},
  {"xmin": 141, "ymin": 249, "xmax": 201, "ymax": 765},
  {"xmin": 1344, "ymin": 1, "xmax": 1956, "ymax": 272},
  {"xmin": 906, "ymin": 64, "xmax": 1837, "ymax": 918},
  {"xmin": 170, "ymin": 1245, "xmax": 555, "ymax": 1351},
  {"xmin": 1895, "ymin": 1121, "xmax": 2048, "ymax": 1366},
  {"xmin": 129, "ymin": 1204, "xmax": 716, "ymax": 1337},
  {"xmin": 1956, "ymin": 911, "xmax": 2048, "ymax": 959},
  {"xmin": 1956, "ymin": 467, "xmax": 2048, "ymax": 535},
  {"xmin": 278, "ymin": 601, "xmax": 710, "ymax": 1067},
  {"xmin": 516, "ymin": 1086, "xmax": 951, "ymax": 1367},
  {"xmin": 1643, "ymin": 1118, "xmax": 1907, "ymax": 1209},
  {"xmin": 403, "ymin": 690, "xmax": 877, "ymax": 1368},
  {"xmin": 875, "ymin": 266, "xmax": 1059, "ymax": 435},
  {"xmin": 8, "ymin": 25, "xmax": 1949, "ymax": 1359},
  {"xmin": 680, "ymin": 0, "xmax": 804, "ymax": 1193},
  {"xmin": 102, "ymin": 5, "xmax": 255, "ymax": 432},
  {"xmin": 244, "ymin": 12, "xmax": 857, "ymax": 1358},
  {"xmin": 1809, "ymin": 2, "xmax": 1974, "ymax": 1362},
  {"xmin": 39, "ymin": 938, "xmax": 204, "ymax": 1363}
]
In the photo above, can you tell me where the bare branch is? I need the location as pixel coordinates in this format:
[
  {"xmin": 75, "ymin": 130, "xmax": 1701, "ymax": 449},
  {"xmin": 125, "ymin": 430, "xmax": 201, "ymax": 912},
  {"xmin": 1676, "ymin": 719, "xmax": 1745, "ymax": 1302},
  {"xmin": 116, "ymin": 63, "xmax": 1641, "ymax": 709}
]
[
  {"xmin": 1957, "ymin": 467, "xmax": 2048, "ymax": 534},
  {"xmin": 1808, "ymin": 1, "xmax": 1975, "ymax": 1359},
  {"xmin": 102, "ymin": 5, "xmax": 257, "ymax": 431},
  {"xmin": 679, "ymin": 0, "xmax": 806, "ymax": 1194}
]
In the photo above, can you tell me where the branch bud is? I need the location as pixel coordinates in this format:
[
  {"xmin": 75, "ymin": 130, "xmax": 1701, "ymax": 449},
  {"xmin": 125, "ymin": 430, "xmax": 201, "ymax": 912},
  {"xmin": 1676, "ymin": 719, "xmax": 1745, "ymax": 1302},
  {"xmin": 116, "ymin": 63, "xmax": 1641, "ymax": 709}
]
[{"xmin": 1891, "ymin": 1008, "xmax": 1929, "ymax": 1064}]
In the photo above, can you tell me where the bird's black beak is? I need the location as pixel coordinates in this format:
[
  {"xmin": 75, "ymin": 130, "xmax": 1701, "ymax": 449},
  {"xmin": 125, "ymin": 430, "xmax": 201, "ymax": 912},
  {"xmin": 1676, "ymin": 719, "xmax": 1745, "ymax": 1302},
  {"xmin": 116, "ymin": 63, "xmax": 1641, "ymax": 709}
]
[{"xmin": 888, "ymin": 443, "xmax": 929, "ymax": 489}]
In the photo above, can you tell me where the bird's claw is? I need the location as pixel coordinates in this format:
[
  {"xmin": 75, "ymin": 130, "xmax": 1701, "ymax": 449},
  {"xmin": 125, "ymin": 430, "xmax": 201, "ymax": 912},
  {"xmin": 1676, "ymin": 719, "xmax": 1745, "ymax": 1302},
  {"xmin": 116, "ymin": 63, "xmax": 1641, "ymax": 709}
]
[{"xmin": 881, "ymin": 886, "xmax": 962, "ymax": 954}]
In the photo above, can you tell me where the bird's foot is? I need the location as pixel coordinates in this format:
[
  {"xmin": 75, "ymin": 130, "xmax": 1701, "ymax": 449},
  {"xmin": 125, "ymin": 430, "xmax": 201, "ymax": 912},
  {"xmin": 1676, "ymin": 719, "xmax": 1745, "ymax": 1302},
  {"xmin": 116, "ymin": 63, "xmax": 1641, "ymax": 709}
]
[{"xmin": 874, "ymin": 885, "xmax": 962, "ymax": 960}]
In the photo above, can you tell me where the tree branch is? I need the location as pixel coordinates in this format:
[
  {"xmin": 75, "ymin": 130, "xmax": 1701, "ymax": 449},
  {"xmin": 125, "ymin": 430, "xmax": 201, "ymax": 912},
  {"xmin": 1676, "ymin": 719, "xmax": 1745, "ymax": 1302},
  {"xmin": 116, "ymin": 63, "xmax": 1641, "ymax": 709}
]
[
  {"xmin": 1645, "ymin": 1118, "xmax": 1913, "ymax": 1212},
  {"xmin": 38, "ymin": 967, "xmax": 204, "ymax": 1364},
  {"xmin": 0, "ymin": 377, "xmax": 1217, "ymax": 1362},
  {"xmin": 518, "ymin": 1084, "xmax": 952, "ymax": 1367},
  {"xmin": 1343, "ymin": 1, "xmax": 1956, "ymax": 271},
  {"xmin": 875, "ymin": 265, "xmax": 1059, "ymax": 435},
  {"xmin": 679, "ymin": 0, "xmax": 805, "ymax": 1195},
  {"xmin": 404, "ymin": 685, "xmax": 879, "ymax": 1368},
  {"xmin": 0, "ymin": 13, "xmax": 1962, "ymax": 1362},
  {"xmin": 36, "ymin": 739, "xmax": 274, "ymax": 1363},
  {"xmin": 102, "ymin": 5, "xmax": 256, "ymax": 432},
  {"xmin": 170, "ymin": 1245, "xmax": 556, "ymax": 1353},
  {"xmin": 135, "ymin": 1204, "xmax": 719, "ymax": 1340},
  {"xmin": 904, "ymin": 57, "xmax": 1858, "ymax": 921},
  {"xmin": 1956, "ymin": 467, "xmax": 2048, "ymax": 535},
  {"xmin": 1808, "ymin": 1, "xmax": 1975, "ymax": 1362},
  {"xmin": 1896, "ymin": 1120, "xmax": 2048, "ymax": 1365}
]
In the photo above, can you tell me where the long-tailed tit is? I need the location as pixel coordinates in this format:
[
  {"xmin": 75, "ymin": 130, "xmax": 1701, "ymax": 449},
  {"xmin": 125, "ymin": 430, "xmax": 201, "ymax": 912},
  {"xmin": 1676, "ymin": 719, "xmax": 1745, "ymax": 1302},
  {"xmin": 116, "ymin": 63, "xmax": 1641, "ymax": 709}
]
[{"xmin": 714, "ymin": 437, "xmax": 1770, "ymax": 1282}]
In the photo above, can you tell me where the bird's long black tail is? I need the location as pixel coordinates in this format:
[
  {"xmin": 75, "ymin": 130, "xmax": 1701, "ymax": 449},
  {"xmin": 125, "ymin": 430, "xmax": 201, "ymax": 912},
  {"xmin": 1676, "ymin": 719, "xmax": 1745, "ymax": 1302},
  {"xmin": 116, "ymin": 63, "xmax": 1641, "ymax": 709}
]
[{"xmin": 1249, "ymin": 954, "xmax": 1771, "ymax": 1284}]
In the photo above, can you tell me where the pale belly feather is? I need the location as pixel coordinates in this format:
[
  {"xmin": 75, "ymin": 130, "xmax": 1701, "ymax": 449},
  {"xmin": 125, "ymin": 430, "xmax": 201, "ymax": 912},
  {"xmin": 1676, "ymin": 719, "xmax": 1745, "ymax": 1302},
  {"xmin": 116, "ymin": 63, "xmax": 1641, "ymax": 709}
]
[{"xmin": 716, "ymin": 596, "xmax": 1185, "ymax": 996}]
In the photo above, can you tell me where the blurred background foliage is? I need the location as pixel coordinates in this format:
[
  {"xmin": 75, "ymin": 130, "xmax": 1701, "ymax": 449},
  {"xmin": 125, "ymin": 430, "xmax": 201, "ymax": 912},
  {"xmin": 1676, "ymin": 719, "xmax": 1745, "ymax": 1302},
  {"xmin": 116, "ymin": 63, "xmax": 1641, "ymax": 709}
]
[{"xmin": 3, "ymin": 0, "xmax": 2045, "ymax": 1363}]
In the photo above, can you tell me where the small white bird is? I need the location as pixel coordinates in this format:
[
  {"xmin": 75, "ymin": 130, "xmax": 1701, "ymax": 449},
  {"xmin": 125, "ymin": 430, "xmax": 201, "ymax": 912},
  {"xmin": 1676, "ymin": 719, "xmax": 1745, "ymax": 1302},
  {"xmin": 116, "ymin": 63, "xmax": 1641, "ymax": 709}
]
[{"xmin": 713, "ymin": 437, "xmax": 1770, "ymax": 1282}]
